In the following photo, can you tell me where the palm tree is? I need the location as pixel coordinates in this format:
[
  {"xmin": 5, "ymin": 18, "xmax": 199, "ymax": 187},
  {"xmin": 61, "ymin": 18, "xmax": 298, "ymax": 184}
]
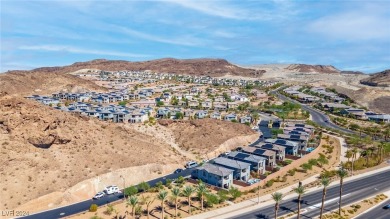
[
  {"xmin": 377, "ymin": 142, "xmax": 386, "ymax": 164},
  {"xmin": 182, "ymin": 186, "xmax": 195, "ymax": 215},
  {"xmin": 351, "ymin": 148, "xmax": 359, "ymax": 175},
  {"xmin": 171, "ymin": 187, "xmax": 181, "ymax": 217},
  {"xmin": 383, "ymin": 128, "xmax": 390, "ymax": 141},
  {"xmin": 345, "ymin": 150, "xmax": 352, "ymax": 163},
  {"xmin": 157, "ymin": 190, "xmax": 168, "ymax": 219},
  {"xmin": 197, "ymin": 182, "xmax": 209, "ymax": 211},
  {"xmin": 337, "ymin": 167, "xmax": 348, "ymax": 216},
  {"xmin": 293, "ymin": 185, "xmax": 306, "ymax": 219},
  {"xmin": 141, "ymin": 195, "xmax": 155, "ymax": 219},
  {"xmin": 271, "ymin": 192, "xmax": 283, "ymax": 219},
  {"xmin": 365, "ymin": 148, "xmax": 372, "ymax": 167},
  {"xmin": 319, "ymin": 177, "xmax": 331, "ymax": 219},
  {"xmin": 127, "ymin": 195, "xmax": 138, "ymax": 218}
]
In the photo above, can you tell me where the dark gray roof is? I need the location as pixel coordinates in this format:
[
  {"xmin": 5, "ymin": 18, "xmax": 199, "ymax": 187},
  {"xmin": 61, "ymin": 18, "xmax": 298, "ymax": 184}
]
[
  {"xmin": 228, "ymin": 151, "xmax": 267, "ymax": 163},
  {"xmin": 212, "ymin": 157, "xmax": 251, "ymax": 169},
  {"xmin": 196, "ymin": 163, "xmax": 233, "ymax": 176}
]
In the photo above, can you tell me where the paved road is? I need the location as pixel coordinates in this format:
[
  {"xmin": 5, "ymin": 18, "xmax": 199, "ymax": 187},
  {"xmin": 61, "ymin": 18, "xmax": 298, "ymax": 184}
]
[
  {"xmin": 270, "ymin": 90, "xmax": 356, "ymax": 135},
  {"xmin": 228, "ymin": 169, "xmax": 390, "ymax": 219},
  {"xmin": 355, "ymin": 201, "xmax": 390, "ymax": 219},
  {"xmin": 20, "ymin": 169, "xmax": 194, "ymax": 219}
]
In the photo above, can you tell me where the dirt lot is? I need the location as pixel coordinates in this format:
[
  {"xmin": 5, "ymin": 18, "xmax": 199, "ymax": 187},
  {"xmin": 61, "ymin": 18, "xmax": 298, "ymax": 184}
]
[{"xmin": 158, "ymin": 119, "xmax": 257, "ymax": 158}]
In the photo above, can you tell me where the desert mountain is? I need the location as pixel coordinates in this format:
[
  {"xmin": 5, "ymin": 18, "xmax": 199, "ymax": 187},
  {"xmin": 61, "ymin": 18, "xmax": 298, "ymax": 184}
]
[
  {"xmin": 3, "ymin": 58, "xmax": 264, "ymax": 80},
  {"xmin": 340, "ymin": 71, "xmax": 364, "ymax": 75},
  {"xmin": 360, "ymin": 69, "xmax": 390, "ymax": 87},
  {"xmin": 0, "ymin": 71, "xmax": 107, "ymax": 96},
  {"xmin": 286, "ymin": 64, "xmax": 340, "ymax": 74}
]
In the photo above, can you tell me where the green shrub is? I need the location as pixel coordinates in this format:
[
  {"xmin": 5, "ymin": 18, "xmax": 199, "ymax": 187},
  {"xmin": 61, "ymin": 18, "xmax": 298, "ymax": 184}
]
[
  {"xmin": 89, "ymin": 204, "xmax": 98, "ymax": 212},
  {"xmin": 165, "ymin": 179, "xmax": 172, "ymax": 187},
  {"xmin": 155, "ymin": 181, "xmax": 164, "ymax": 189},
  {"xmin": 205, "ymin": 193, "xmax": 220, "ymax": 207},
  {"xmin": 135, "ymin": 205, "xmax": 142, "ymax": 216},
  {"xmin": 266, "ymin": 180, "xmax": 274, "ymax": 187},
  {"xmin": 176, "ymin": 176, "xmax": 185, "ymax": 184},
  {"xmin": 217, "ymin": 189, "xmax": 229, "ymax": 202},
  {"xmin": 288, "ymin": 169, "xmax": 296, "ymax": 176},
  {"xmin": 124, "ymin": 186, "xmax": 138, "ymax": 196},
  {"xmin": 138, "ymin": 181, "xmax": 150, "ymax": 192},
  {"xmin": 229, "ymin": 187, "xmax": 242, "ymax": 200},
  {"xmin": 308, "ymin": 159, "xmax": 318, "ymax": 166},
  {"xmin": 104, "ymin": 204, "xmax": 114, "ymax": 215},
  {"xmin": 301, "ymin": 163, "xmax": 312, "ymax": 172}
]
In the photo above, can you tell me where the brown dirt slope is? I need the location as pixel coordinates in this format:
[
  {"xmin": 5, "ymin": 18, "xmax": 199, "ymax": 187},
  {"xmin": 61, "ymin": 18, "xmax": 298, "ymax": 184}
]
[
  {"xmin": 360, "ymin": 69, "xmax": 390, "ymax": 87},
  {"xmin": 0, "ymin": 71, "xmax": 107, "ymax": 96},
  {"xmin": 4, "ymin": 58, "xmax": 264, "ymax": 78},
  {"xmin": 286, "ymin": 64, "xmax": 340, "ymax": 73},
  {"xmin": 370, "ymin": 96, "xmax": 390, "ymax": 114},
  {"xmin": 159, "ymin": 119, "xmax": 256, "ymax": 155},
  {"xmin": 333, "ymin": 86, "xmax": 390, "ymax": 114},
  {"xmin": 0, "ymin": 96, "xmax": 184, "ymax": 209}
]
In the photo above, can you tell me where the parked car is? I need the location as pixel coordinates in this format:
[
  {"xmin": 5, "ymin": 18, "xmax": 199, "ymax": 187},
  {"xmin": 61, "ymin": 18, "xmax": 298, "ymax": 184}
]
[
  {"xmin": 103, "ymin": 185, "xmax": 120, "ymax": 195},
  {"xmin": 383, "ymin": 203, "xmax": 390, "ymax": 209},
  {"xmin": 174, "ymin": 168, "xmax": 183, "ymax": 174},
  {"xmin": 185, "ymin": 161, "xmax": 198, "ymax": 169},
  {"xmin": 93, "ymin": 192, "xmax": 105, "ymax": 199}
]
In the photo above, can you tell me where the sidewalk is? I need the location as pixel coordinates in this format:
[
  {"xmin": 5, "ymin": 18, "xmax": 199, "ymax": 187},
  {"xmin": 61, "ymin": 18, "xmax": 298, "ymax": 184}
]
[{"xmin": 186, "ymin": 165, "xmax": 390, "ymax": 219}]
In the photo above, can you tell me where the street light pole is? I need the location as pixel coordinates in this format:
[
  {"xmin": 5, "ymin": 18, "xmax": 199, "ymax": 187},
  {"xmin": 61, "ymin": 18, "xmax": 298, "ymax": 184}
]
[{"xmin": 120, "ymin": 175, "xmax": 126, "ymax": 201}]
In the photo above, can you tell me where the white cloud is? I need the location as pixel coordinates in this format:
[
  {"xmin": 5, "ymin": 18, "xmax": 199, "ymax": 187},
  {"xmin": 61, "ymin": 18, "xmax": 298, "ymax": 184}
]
[
  {"xmin": 165, "ymin": 0, "xmax": 297, "ymax": 21},
  {"xmin": 18, "ymin": 45, "xmax": 150, "ymax": 58},
  {"xmin": 308, "ymin": 10, "xmax": 390, "ymax": 41},
  {"xmin": 111, "ymin": 25, "xmax": 207, "ymax": 46},
  {"xmin": 165, "ymin": 0, "xmax": 247, "ymax": 20}
]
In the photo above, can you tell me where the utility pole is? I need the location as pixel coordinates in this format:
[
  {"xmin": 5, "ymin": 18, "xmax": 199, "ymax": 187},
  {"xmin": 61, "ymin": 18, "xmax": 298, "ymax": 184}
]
[{"xmin": 120, "ymin": 175, "xmax": 126, "ymax": 201}]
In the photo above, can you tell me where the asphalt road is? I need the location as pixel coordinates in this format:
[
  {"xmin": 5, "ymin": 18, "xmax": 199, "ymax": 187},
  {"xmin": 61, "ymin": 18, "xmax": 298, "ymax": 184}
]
[
  {"xmin": 355, "ymin": 201, "xmax": 390, "ymax": 219},
  {"xmin": 271, "ymin": 90, "xmax": 356, "ymax": 135},
  {"xmin": 228, "ymin": 168, "xmax": 390, "ymax": 219},
  {"xmin": 20, "ymin": 168, "xmax": 194, "ymax": 219}
]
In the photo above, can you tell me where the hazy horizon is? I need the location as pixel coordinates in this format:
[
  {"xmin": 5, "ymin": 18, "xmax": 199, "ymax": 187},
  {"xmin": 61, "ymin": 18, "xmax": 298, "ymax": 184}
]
[{"xmin": 1, "ymin": 0, "xmax": 390, "ymax": 73}]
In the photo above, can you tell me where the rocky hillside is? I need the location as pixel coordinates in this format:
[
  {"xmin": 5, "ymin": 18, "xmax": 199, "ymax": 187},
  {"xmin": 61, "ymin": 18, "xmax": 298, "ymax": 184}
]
[
  {"xmin": 340, "ymin": 71, "xmax": 364, "ymax": 75},
  {"xmin": 0, "ymin": 96, "xmax": 186, "ymax": 209},
  {"xmin": 286, "ymin": 64, "xmax": 340, "ymax": 74},
  {"xmin": 159, "ymin": 119, "xmax": 257, "ymax": 156},
  {"xmin": 360, "ymin": 69, "xmax": 390, "ymax": 87},
  {"xmin": 5, "ymin": 58, "xmax": 265, "ymax": 78},
  {"xmin": 0, "ymin": 71, "xmax": 107, "ymax": 96}
]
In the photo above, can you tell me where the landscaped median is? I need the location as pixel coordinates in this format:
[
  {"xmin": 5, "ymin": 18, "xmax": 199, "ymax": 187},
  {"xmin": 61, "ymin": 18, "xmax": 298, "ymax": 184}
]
[{"xmin": 320, "ymin": 194, "xmax": 388, "ymax": 219}]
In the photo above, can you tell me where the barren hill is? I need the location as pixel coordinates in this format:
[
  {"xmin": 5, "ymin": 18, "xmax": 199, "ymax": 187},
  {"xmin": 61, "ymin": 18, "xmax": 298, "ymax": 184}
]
[
  {"xmin": 0, "ymin": 96, "xmax": 186, "ymax": 210},
  {"xmin": 360, "ymin": 69, "xmax": 390, "ymax": 87},
  {"xmin": 4, "ymin": 58, "xmax": 264, "ymax": 78},
  {"xmin": 0, "ymin": 96, "xmax": 258, "ymax": 211},
  {"xmin": 286, "ymin": 64, "xmax": 340, "ymax": 74},
  {"xmin": 159, "ymin": 119, "xmax": 257, "ymax": 157},
  {"xmin": 0, "ymin": 71, "xmax": 106, "ymax": 96}
]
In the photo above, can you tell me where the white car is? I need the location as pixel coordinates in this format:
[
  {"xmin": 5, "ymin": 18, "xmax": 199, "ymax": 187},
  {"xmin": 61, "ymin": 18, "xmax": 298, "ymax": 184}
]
[
  {"xmin": 185, "ymin": 161, "xmax": 198, "ymax": 169},
  {"xmin": 103, "ymin": 185, "xmax": 120, "ymax": 195},
  {"xmin": 93, "ymin": 192, "xmax": 105, "ymax": 199}
]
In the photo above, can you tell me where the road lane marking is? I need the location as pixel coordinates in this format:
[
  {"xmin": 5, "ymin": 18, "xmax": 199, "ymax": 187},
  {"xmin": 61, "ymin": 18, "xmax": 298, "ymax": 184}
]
[{"xmin": 308, "ymin": 193, "xmax": 351, "ymax": 210}]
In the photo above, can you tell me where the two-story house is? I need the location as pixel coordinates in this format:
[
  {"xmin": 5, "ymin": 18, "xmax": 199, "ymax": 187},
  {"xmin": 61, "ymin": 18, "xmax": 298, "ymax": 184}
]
[
  {"xmin": 191, "ymin": 163, "xmax": 233, "ymax": 189},
  {"xmin": 240, "ymin": 146, "xmax": 276, "ymax": 166},
  {"xmin": 211, "ymin": 157, "xmax": 250, "ymax": 182},
  {"xmin": 227, "ymin": 151, "xmax": 266, "ymax": 174}
]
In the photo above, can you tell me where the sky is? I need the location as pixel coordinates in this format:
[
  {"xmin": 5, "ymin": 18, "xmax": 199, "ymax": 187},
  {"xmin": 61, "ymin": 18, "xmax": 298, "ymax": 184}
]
[{"xmin": 1, "ymin": 0, "xmax": 390, "ymax": 73}]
